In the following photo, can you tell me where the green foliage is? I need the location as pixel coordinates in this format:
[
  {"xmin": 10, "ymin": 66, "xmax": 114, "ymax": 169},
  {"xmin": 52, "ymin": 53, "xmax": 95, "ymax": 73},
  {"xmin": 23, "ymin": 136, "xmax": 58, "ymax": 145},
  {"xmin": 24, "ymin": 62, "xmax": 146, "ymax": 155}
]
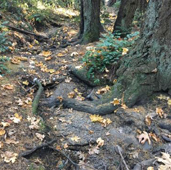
[
  {"xmin": 82, "ymin": 32, "xmax": 139, "ymax": 80},
  {"xmin": 0, "ymin": 25, "xmax": 11, "ymax": 53},
  {"xmin": 0, "ymin": 56, "xmax": 10, "ymax": 74}
]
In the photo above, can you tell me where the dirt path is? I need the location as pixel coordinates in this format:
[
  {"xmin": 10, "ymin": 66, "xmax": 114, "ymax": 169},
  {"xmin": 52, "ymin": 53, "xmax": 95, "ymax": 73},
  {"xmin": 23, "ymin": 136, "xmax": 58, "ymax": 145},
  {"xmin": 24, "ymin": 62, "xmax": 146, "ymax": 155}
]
[{"xmin": 0, "ymin": 16, "xmax": 171, "ymax": 170}]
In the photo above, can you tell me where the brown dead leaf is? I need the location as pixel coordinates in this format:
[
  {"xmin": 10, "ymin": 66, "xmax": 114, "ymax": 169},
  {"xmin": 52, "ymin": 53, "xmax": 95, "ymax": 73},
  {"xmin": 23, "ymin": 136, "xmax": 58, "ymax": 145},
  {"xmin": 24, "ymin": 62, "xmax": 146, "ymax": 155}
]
[
  {"xmin": 11, "ymin": 58, "xmax": 20, "ymax": 64},
  {"xmin": 41, "ymin": 51, "xmax": 52, "ymax": 57},
  {"xmin": 57, "ymin": 53, "xmax": 64, "ymax": 57},
  {"xmin": 145, "ymin": 115, "xmax": 152, "ymax": 126},
  {"xmin": 137, "ymin": 131, "xmax": 151, "ymax": 145},
  {"xmin": 2, "ymin": 84, "xmax": 14, "ymax": 90},
  {"xmin": 0, "ymin": 142, "xmax": 4, "ymax": 148},
  {"xmin": 5, "ymin": 139, "xmax": 19, "ymax": 144},
  {"xmin": 0, "ymin": 129, "xmax": 6, "ymax": 136},
  {"xmin": 96, "ymin": 85, "xmax": 110, "ymax": 94},
  {"xmin": 1, "ymin": 151, "xmax": 18, "ymax": 163},
  {"xmin": 57, "ymin": 96, "xmax": 63, "ymax": 102},
  {"xmin": 149, "ymin": 132, "xmax": 160, "ymax": 142},
  {"xmin": 156, "ymin": 108, "xmax": 164, "ymax": 118},
  {"xmin": 45, "ymin": 56, "xmax": 52, "ymax": 61}
]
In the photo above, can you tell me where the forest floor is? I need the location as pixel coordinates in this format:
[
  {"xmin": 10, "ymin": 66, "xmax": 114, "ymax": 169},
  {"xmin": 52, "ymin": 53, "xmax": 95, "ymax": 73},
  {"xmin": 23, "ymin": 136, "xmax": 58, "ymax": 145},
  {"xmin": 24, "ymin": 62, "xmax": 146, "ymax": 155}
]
[{"xmin": 0, "ymin": 7, "xmax": 171, "ymax": 170}]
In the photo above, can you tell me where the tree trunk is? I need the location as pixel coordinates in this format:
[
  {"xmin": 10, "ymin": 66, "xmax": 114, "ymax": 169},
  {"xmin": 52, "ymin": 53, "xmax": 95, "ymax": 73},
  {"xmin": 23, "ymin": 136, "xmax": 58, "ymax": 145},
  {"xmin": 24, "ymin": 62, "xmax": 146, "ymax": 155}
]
[
  {"xmin": 80, "ymin": 0, "xmax": 101, "ymax": 44},
  {"xmin": 47, "ymin": 0, "xmax": 171, "ymax": 115},
  {"xmin": 113, "ymin": 0, "xmax": 147, "ymax": 36}
]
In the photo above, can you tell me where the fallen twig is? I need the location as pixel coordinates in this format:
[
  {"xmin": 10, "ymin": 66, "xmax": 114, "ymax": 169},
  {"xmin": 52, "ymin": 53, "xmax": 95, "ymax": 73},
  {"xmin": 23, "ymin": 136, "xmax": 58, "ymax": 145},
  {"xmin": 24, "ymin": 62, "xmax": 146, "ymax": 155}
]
[
  {"xmin": 32, "ymin": 79, "xmax": 44, "ymax": 115},
  {"xmin": 3, "ymin": 24, "xmax": 48, "ymax": 40},
  {"xmin": 115, "ymin": 145, "xmax": 129, "ymax": 170}
]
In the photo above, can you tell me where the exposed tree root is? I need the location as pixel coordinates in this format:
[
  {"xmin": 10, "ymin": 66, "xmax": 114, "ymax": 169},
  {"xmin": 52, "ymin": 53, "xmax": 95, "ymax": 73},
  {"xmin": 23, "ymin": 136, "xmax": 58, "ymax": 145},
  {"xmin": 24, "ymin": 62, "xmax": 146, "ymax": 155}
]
[{"xmin": 32, "ymin": 79, "xmax": 44, "ymax": 115}]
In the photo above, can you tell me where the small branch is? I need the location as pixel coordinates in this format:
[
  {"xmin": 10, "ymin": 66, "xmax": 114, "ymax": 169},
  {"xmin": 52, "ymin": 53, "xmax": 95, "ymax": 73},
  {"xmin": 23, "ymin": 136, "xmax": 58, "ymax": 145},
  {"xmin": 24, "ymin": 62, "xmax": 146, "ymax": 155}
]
[
  {"xmin": 116, "ymin": 145, "xmax": 129, "ymax": 170},
  {"xmin": 32, "ymin": 79, "xmax": 44, "ymax": 115},
  {"xmin": 3, "ymin": 24, "xmax": 48, "ymax": 40}
]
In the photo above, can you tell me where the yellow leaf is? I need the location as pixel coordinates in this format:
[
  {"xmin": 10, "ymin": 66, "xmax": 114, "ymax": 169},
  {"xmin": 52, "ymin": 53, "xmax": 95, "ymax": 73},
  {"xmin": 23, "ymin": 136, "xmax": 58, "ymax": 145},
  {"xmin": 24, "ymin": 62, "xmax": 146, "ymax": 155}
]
[
  {"xmin": 71, "ymin": 136, "xmax": 80, "ymax": 142},
  {"xmin": 89, "ymin": 115, "xmax": 103, "ymax": 123},
  {"xmin": 111, "ymin": 98, "xmax": 120, "ymax": 106},
  {"xmin": 122, "ymin": 48, "xmax": 129, "ymax": 55},
  {"xmin": 168, "ymin": 99, "xmax": 171, "ymax": 106},
  {"xmin": 147, "ymin": 167, "xmax": 154, "ymax": 170},
  {"xmin": 67, "ymin": 91, "xmax": 75, "ymax": 98},
  {"xmin": 57, "ymin": 53, "xmax": 64, "ymax": 57},
  {"xmin": 16, "ymin": 56, "xmax": 28, "ymax": 61},
  {"xmin": 0, "ymin": 129, "xmax": 5, "ymax": 136},
  {"xmin": 48, "ymin": 69, "xmax": 55, "ymax": 74},
  {"xmin": 22, "ymin": 80, "xmax": 29, "ymax": 86},
  {"xmin": 41, "ymin": 51, "xmax": 52, "ymax": 57},
  {"xmin": 14, "ymin": 113, "xmax": 22, "ymax": 120}
]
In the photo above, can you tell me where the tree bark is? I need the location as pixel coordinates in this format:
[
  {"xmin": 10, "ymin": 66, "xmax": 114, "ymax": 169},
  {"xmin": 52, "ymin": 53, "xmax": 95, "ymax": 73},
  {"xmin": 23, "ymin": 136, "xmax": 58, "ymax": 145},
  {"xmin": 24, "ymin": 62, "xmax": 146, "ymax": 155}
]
[
  {"xmin": 113, "ymin": 0, "xmax": 147, "ymax": 36},
  {"xmin": 48, "ymin": 0, "xmax": 171, "ymax": 115},
  {"xmin": 80, "ymin": 0, "xmax": 101, "ymax": 44}
]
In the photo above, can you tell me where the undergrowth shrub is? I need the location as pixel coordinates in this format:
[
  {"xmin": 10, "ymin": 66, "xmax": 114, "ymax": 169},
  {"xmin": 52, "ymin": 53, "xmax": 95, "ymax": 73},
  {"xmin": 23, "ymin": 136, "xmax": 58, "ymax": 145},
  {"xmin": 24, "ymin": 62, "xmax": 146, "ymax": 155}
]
[
  {"xmin": 82, "ymin": 32, "xmax": 139, "ymax": 82},
  {"xmin": 0, "ymin": 56, "xmax": 9, "ymax": 74}
]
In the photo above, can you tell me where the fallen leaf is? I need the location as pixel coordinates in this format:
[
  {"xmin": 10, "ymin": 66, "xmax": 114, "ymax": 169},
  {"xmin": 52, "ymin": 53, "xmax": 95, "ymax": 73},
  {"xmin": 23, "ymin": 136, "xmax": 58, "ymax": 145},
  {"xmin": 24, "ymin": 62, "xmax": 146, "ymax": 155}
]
[
  {"xmin": 89, "ymin": 115, "xmax": 103, "ymax": 123},
  {"xmin": 65, "ymin": 77, "xmax": 72, "ymax": 83},
  {"xmin": 137, "ymin": 131, "xmax": 151, "ymax": 145},
  {"xmin": 0, "ymin": 129, "xmax": 6, "ymax": 136},
  {"xmin": 57, "ymin": 96, "xmax": 63, "ymax": 102},
  {"xmin": 0, "ymin": 122, "xmax": 10, "ymax": 128},
  {"xmin": 45, "ymin": 56, "xmax": 52, "ymax": 61},
  {"xmin": 41, "ymin": 51, "xmax": 52, "ymax": 57},
  {"xmin": 71, "ymin": 136, "xmax": 80, "ymax": 142},
  {"xmin": 89, "ymin": 146, "xmax": 100, "ymax": 155},
  {"xmin": 68, "ymin": 91, "xmax": 75, "ymax": 98},
  {"xmin": 156, "ymin": 152, "xmax": 171, "ymax": 170},
  {"xmin": 2, "ymin": 84, "xmax": 14, "ymax": 90},
  {"xmin": 0, "ymin": 142, "xmax": 3, "ymax": 148},
  {"xmin": 147, "ymin": 166, "xmax": 154, "ymax": 170},
  {"xmin": 149, "ymin": 132, "xmax": 160, "ymax": 142},
  {"xmin": 1, "ymin": 151, "xmax": 18, "ymax": 163},
  {"xmin": 35, "ymin": 133, "xmax": 45, "ymax": 141},
  {"xmin": 22, "ymin": 80, "xmax": 29, "ymax": 86},
  {"xmin": 96, "ymin": 137, "xmax": 104, "ymax": 147},
  {"xmin": 156, "ymin": 108, "xmax": 164, "ymax": 118},
  {"xmin": 71, "ymin": 52, "xmax": 78, "ymax": 57},
  {"xmin": 122, "ymin": 48, "xmax": 129, "ymax": 55},
  {"xmin": 11, "ymin": 58, "xmax": 20, "ymax": 64},
  {"xmin": 63, "ymin": 143, "xmax": 68, "ymax": 149},
  {"xmin": 5, "ymin": 139, "xmax": 19, "ymax": 144},
  {"xmin": 111, "ymin": 98, "xmax": 120, "ymax": 106},
  {"xmin": 16, "ymin": 98, "xmax": 23, "ymax": 106},
  {"xmin": 145, "ymin": 115, "xmax": 152, "ymax": 126},
  {"xmin": 57, "ymin": 53, "xmax": 64, "ymax": 57},
  {"xmin": 96, "ymin": 85, "xmax": 110, "ymax": 94}
]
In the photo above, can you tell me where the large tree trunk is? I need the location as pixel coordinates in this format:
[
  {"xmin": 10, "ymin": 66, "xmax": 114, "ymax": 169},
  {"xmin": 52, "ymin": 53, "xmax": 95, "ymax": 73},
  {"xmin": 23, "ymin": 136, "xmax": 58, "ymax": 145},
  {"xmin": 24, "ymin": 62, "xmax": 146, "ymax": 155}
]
[
  {"xmin": 113, "ymin": 0, "xmax": 147, "ymax": 36},
  {"xmin": 80, "ymin": 0, "xmax": 101, "ymax": 44},
  {"xmin": 47, "ymin": 0, "xmax": 171, "ymax": 115}
]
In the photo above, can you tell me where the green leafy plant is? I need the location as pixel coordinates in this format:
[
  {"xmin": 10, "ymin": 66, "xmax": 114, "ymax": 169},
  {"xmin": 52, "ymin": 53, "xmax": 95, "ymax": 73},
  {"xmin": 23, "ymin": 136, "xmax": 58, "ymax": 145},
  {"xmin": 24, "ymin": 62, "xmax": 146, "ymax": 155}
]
[
  {"xmin": 82, "ymin": 32, "xmax": 139, "ymax": 81},
  {"xmin": 0, "ymin": 56, "xmax": 9, "ymax": 74}
]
